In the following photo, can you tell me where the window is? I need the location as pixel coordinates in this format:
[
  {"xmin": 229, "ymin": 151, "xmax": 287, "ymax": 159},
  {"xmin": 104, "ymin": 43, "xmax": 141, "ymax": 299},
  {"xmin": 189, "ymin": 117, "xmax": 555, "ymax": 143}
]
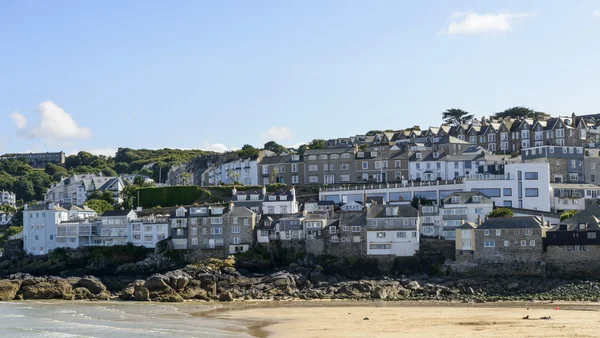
[
  {"xmin": 49, "ymin": 235, "xmax": 54, "ymax": 240},
  {"xmin": 484, "ymin": 240, "xmax": 495, "ymax": 247},
  {"xmin": 211, "ymin": 227, "xmax": 223, "ymax": 235},
  {"xmin": 376, "ymin": 232, "xmax": 386, "ymax": 238},
  {"xmin": 330, "ymin": 154, "xmax": 339, "ymax": 160},
  {"xmin": 514, "ymin": 229, "xmax": 520, "ymax": 235},
  {"xmin": 362, "ymin": 162, "xmax": 368, "ymax": 169},
  {"xmin": 472, "ymin": 188, "xmax": 501, "ymax": 197},
  {"xmin": 330, "ymin": 227, "xmax": 337, "ymax": 235},
  {"xmin": 592, "ymin": 175, "xmax": 596, "ymax": 183},
  {"xmin": 319, "ymin": 154, "xmax": 328, "ymax": 160},
  {"xmin": 202, "ymin": 228, "xmax": 207, "ymax": 235},
  {"xmin": 292, "ymin": 155, "xmax": 300, "ymax": 161},
  {"xmin": 504, "ymin": 240, "xmax": 509, "ymax": 247},
  {"xmin": 308, "ymin": 164, "xmax": 318, "ymax": 172},
  {"xmin": 232, "ymin": 237, "xmax": 242, "ymax": 244},
  {"xmin": 371, "ymin": 220, "xmax": 377, "ymax": 226},
  {"xmin": 176, "ymin": 229, "xmax": 183, "ymax": 236},
  {"xmin": 588, "ymin": 232, "xmax": 596, "ymax": 239},
  {"xmin": 530, "ymin": 240, "xmax": 536, "ymax": 247},
  {"xmin": 309, "ymin": 176, "xmax": 318, "ymax": 183},
  {"xmin": 412, "ymin": 232, "xmax": 417, "ymax": 238},
  {"xmin": 397, "ymin": 232, "xmax": 406, "ymax": 238},
  {"xmin": 243, "ymin": 219, "xmax": 249, "ymax": 226},
  {"xmin": 569, "ymin": 173, "xmax": 578, "ymax": 181},
  {"xmin": 342, "ymin": 153, "xmax": 351, "ymax": 159},
  {"xmin": 369, "ymin": 243, "xmax": 391, "ymax": 250},
  {"xmin": 395, "ymin": 160, "xmax": 401, "ymax": 168},
  {"xmin": 353, "ymin": 236, "xmax": 361, "ymax": 242},
  {"xmin": 521, "ymin": 240, "xmax": 527, "ymax": 246},
  {"xmin": 331, "ymin": 236, "xmax": 339, "ymax": 243},
  {"xmin": 525, "ymin": 188, "xmax": 539, "ymax": 197},
  {"xmin": 233, "ymin": 217, "xmax": 238, "ymax": 224},
  {"xmin": 524, "ymin": 229, "xmax": 533, "ymax": 235},
  {"xmin": 191, "ymin": 228, "xmax": 198, "ymax": 236},
  {"xmin": 503, "ymin": 188, "xmax": 512, "ymax": 196},
  {"xmin": 357, "ymin": 152, "xmax": 364, "ymax": 158},
  {"xmin": 232, "ymin": 227, "xmax": 241, "ymax": 234},
  {"xmin": 292, "ymin": 176, "xmax": 299, "ymax": 184},
  {"xmin": 340, "ymin": 174, "xmax": 350, "ymax": 182},
  {"xmin": 495, "ymin": 230, "xmax": 501, "ymax": 236},
  {"xmin": 191, "ymin": 238, "xmax": 198, "ymax": 246},
  {"xmin": 484, "ymin": 230, "xmax": 489, "ymax": 236},
  {"xmin": 340, "ymin": 163, "xmax": 350, "ymax": 170},
  {"xmin": 524, "ymin": 172, "xmax": 538, "ymax": 180},
  {"xmin": 351, "ymin": 226, "xmax": 361, "ymax": 233}
]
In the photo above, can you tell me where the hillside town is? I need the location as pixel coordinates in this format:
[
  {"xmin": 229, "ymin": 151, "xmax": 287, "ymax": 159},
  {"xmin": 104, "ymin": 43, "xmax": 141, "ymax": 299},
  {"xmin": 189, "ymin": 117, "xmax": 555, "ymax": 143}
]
[{"xmin": 0, "ymin": 112, "xmax": 598, "ymax": 277}]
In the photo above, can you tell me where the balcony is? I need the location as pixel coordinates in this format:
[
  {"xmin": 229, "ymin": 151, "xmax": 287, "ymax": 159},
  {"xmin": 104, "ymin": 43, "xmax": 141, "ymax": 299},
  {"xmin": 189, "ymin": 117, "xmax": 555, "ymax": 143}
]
[{"xmin": 464, "ymin": 174, "xmax": 511, "ymax": 181}]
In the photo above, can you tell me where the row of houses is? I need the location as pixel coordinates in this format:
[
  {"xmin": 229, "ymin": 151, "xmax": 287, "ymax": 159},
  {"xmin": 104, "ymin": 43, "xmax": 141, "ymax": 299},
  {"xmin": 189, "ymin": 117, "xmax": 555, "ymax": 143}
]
[
  {"xmin": 23, "ymin": 203, "xmax": 168, "ymax": 255},
  {"xmin": 454, "ymin": 205, "xmax": 600, "ymax": 270}
]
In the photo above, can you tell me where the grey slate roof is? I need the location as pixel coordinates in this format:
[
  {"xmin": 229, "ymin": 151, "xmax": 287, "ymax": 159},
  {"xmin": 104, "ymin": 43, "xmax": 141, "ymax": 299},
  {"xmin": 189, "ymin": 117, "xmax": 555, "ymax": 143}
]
[
  {"xmin": 478, "ymin": 216, "xmax": 543, "ymax": 230},
  {"xmin": 443, "ymin": 191, "xmax": 493, "ymax": 205},
  {"xmin": 458, "ymin": 222, "xmax": 478, "ymax": 229},
  {"xmin": 339, "ymin": 211, "xmax": 367, "ymax": 226},
  {"xmin": 367, "ymin": 204, "xmax": 418, "ymax": 218},
  {"xmin": 102, "ymin": 209, "xmax": 136, "ymax": 217}
]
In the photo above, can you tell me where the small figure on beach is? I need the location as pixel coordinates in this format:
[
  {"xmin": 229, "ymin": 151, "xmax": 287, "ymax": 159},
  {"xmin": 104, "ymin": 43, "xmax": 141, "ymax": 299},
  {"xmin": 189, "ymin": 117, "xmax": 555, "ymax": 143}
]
[
  {"xmin": 540, "ymin": 316, "xmax": 552, "ymax": 320},
  {"xmin": 522, "ymin": 315, "xmax": 529, "ymax": 320}
]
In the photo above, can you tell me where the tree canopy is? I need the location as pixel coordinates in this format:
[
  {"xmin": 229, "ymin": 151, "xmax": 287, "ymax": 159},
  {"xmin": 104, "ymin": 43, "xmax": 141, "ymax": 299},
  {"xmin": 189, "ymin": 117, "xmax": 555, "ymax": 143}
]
[
  {"xmin": 235, "ymin": 144, "xmax": 260, "ymax": 158},
  {"xmin": 560, "ymin": 210, "xmax": 577, "ymax": 221},
  {"xmin": 492, "ymin": 106, "xmax": 550, "ymax": 120},
  {"xmin": 308, "ymin": 139, "xmax": 326, "ymax": 150},
  {"xmin": 442, "ymin": 109, "xmax": 474, "ymax": 126},
  {"xmin": 84, "ymin": 199, "xmax": 114, "ymax": 215},
  {"xmin": 263, "ymin": 141, "xmax": 288, "ymax": 154},
  {"xmin": 487, "ymin": 207, "xmax": 514, "ymax": 218}
]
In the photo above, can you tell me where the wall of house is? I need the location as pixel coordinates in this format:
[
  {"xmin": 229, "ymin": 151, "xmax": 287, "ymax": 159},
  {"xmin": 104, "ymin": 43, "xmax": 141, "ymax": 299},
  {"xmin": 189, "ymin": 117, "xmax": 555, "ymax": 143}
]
[
  {"xmin": 366, "ymin": 230, "xmax": 419, "ymax": 256},
  {"xmin": 474, "ymin": 229, "xmax": 544, "ymax": 264},
  {"xmin": 323, "ymin": 226, "xmax": 366, "ymax": 258}
]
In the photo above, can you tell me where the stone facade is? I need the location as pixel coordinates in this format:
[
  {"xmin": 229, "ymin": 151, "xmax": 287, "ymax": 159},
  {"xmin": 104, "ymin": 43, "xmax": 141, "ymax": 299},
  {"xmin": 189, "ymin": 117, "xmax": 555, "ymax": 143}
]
[{"xmin": 474, "ymin": 227, "xmax": 544, "ymax": 263}]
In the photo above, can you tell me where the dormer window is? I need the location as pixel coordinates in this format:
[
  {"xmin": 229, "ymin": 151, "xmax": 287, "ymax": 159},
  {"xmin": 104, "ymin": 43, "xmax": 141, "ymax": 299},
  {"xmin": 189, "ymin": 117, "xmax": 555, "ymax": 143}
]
[
  {"xmin": 433, "ymin": 152, "xmax": 439, "ymax": 159},
  {"xmin": 385, "ymin": 207, "xmax": 399, "ymax": 216},
  {"xmin": 472, "ymin": 196, "xmax": 481, "ymax": 203},
  {"xmin": 212, "ymin": 207, "xmax": 224, "ymax": 215},
  {"xmin": 292, "ymin": 155, "xmax": 299, "ymax": 161},
  {"xmin": 236, "ymin": 195, "xmax": 246, "ymax": 201},
  {"xmin": 269, "ymin": 196, "xmax": 276, "ymax": 201},
  {"xmin": 280, "ymin": 195, "xmax": 287, "ymax": 201},
  {"xmin": 357, "ymin": 152, "xmax": 364, "ymax": 158},
  {"xmin": 371, "ymin": 151, "xmax": 378, "ymax": 157},
  {"xmin": 199, "ymin": 207, "xmax": 207, "ymax": 213},
  {"xmin": 451, "ymin": 196, "xmax": 460, "ymax": 203},
  {"xmin": 250, "ymin": 194, "xmax": 259, "ymax": 201},
  {"xmin": 579, "ymin": 223, "xmax": 586, "ymax": 230},
  {"xmin": 416, "ymin": 153, "xmax": 422, "ymax": 159}
]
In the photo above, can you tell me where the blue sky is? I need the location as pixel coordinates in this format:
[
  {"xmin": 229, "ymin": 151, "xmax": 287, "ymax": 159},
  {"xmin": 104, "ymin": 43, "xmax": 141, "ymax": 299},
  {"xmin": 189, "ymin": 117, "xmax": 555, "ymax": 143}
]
[{"xmin": 1, "ymin": 1, "xmax": 600, "ymax": 156}]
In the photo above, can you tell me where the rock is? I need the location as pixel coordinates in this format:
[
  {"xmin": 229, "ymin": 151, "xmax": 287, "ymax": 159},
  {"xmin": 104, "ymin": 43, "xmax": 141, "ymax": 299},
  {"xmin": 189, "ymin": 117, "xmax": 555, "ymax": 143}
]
[
  {"xmin": 145, "ymin": 275, "xmax": 171, "ymax": 291},
  {"xmin": 507, "ymin": 282, "xmax": 520, "ymax": 290},
  {"xmin": 75, "ymin": 276, "xmax": 108, "ymax": 295},
  {"xmin": 180, "ymin": 280, "xmax": 208, "ymax": 300},
  {"xmin": 133, "ymin": 287, "xmax": 150, "ymax": 301},
  {"xmin": 0, "ymin": 280, "xmax": 21, "ymax": 301},
  {"xmin": 196, "ymin": 273, "xmax": 218, "ymax": 295},
  {"xmin": 220, "ymin": 291, "xmax": 234, "ymax": 301},
  {"xmin": 309, "ymin": 271, "xmax": 325, "ymax": 283},
  {"xmin": 221, "ymin": 267, "xmax": 237, "ymax": 275},
  {"xmin": 20, "ymin": 277, "xmax": 74, "ymax": 300},
  {"xmin": 120, "ymin": 285, "xmax": 135, "ymax": 300},
  {"xmin": 73, "ymin": 287, "xmax": 93, "ymax": 300},
  {"xmin": 406, "ymin": 281, "xmax": 421, "ymax": 291}
]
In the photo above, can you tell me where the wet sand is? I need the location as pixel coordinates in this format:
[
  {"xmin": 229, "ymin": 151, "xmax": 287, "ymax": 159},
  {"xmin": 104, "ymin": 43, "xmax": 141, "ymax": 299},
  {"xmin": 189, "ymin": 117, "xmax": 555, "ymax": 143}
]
[{"xmin": 205, "ymin": 301, "xmax": 600, "ymax": 337}]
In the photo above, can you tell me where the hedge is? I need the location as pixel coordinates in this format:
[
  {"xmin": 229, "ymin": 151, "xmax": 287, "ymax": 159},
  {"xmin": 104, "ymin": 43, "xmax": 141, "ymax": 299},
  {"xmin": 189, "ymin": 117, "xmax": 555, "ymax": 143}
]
[{"xmin": 137, "ymin": 186, "xmax": 211, "ymax": 208}]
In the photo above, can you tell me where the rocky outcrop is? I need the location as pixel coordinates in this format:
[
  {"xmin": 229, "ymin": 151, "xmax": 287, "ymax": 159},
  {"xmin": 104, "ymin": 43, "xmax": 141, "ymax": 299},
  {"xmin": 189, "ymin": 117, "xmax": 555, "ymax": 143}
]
[
  {"xmin": 0, "ymin": 280, "xmax": 21, "ymax": 301},
  {"xmin": 0, "ymin": 274, "xmax": 113, "ymax": 301}
]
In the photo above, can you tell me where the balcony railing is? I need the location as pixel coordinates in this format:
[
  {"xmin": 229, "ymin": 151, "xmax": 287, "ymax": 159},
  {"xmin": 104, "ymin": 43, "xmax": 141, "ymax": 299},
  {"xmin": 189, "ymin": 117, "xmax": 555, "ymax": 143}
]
[{"xmin": 320, "ymin": 180, "xmax": 464, "ymax": 192}]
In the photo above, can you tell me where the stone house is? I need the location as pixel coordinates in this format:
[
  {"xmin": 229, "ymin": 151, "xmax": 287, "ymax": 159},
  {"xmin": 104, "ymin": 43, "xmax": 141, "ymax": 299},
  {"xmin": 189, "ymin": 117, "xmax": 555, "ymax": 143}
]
[
  {"xmin": 258, "ymin": 154, "xmax": 305, "ymax": 185},
  {"xmin": 454, "ymin": 222, "xmax": 478, "ymax": 264},
  {"xmin": 545, "ymin": 207, "xmax": 600, "ymax": 264},
  {"xmin": 522, "ymin": 145, "xmax": 584, "ymax": 183},
  {"xmin": 366, "ymin": 204, "xmax": 420, "ymax": 257},
  {"xmin": 170, "ymin": 207, "xmax": 189, "ymax": 249},
  {"xmin": 256, "ymin": 215, "xmax": 280, "ymax": 243},
  {"xmin": 324, "ymin": 211, "xmax": 367, "ymax": 258},
  {"xmin": 474, "ymin": 216, "xmax": 547, "ymax": 264},
  {"xmin": 584, "ymin": 148, "xmax": 600, "ymax": 185},
  {"xmin": 303, "ymin": 147, "xmax": 357, "ymax": 185},
  {"xmin": 355, "ymin": 146, "xmax": 409, "ymax": 183}
]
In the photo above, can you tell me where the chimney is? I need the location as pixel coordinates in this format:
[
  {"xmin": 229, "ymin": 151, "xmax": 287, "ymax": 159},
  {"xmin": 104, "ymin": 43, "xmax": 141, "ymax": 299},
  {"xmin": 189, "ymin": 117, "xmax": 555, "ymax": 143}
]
[
  {"xmin": 290, "ymin": 186, "xmax": 296, "ymax": 197},
  {"xmin": 261, "ymin": 185, "xmax": 267, "ymax": 196},
  {"xmin": 547, "ymin": 220, "xmax": 551, "ymax": 228},
  {"xmin": 302, "ymin": 209, "xmax": 308, "ymax": 217},
  {"xmin": 571, "ymin": 112, "xmax": 577, "ymax": 128},
  {"xmin": 460, "ymin": 218, "xmax": 465, "ymax": 225},
  {"xmin": 24, "ymin": 203, "xmax": 28, "ymax": 211},
  {"xmin": 229, "ymin": 201, "xmax": 235, "ymax": 210},
  {"xmin": 477, "ymin": 214, "xmax": 481, "ymax": 225},
  {"xmin": 540, "ymin": 215, "xmax": 545, "ymax": 227},
  {"xmin": 232, "ymin": 186, "xmax": 237, "ymax": 196},
  {"xmin": 481, "ymin": 116, "xmax": 486, "ymax": 126}
]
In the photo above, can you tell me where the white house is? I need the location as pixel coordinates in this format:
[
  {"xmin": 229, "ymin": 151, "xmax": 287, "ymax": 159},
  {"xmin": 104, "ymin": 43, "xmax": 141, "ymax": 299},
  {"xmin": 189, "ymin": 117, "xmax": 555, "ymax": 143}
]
[
  {"xmin": 340, "ymin": 201, "xmax": 365, "ymax": 212},
  {"xmin": 67, "ymin": 205, "xmax": 98, "ymax": 220},
  {"xmin": 262, "ymin": 187, "xmax": 298, "ymax": 214},
  {"xmin": 366, "ymin": 204, "xmax": 420, "ymax": 256},
  {"xmin": 0, "ymin": 191, "xmax": 16, "ymax": 207},
  {"xmin": 44, "ymin": 174, "xmax": 124, "ymax": 205},
  {"xmin": 23, "ymin": 203, "xmax": 70, "ymax": 255},
  {"xmin": 128, "ymin": 220, "xmax": 169, "ymax": 248},
  {"xmin": 464, "ymin": 162, "xmax": 551, "ymax": 211},
  {"xmin": 439, "ymin": 191, "xmax": 494, "ymax": 239},
  {"xmin": 0, "ymin": 211, "xmax": 12, "ymax": 225},
  {"xmin": 97, "ymin": 210, "xmax": 138, "ymax": 246}
]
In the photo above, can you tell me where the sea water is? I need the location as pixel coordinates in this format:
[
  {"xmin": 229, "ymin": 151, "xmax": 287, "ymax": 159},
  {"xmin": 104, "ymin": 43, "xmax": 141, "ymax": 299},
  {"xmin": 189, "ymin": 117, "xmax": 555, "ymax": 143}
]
[{"xmin": 0, "ymin": 301, "xmax": 250, "ymax": 337}]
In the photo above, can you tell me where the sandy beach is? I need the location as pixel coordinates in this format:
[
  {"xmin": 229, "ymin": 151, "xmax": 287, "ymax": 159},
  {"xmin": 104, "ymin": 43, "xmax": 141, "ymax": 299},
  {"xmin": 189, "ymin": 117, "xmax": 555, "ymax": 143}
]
[{"xmin": 209, "ymin": 302, "xmax": 600, "ymax": 337}]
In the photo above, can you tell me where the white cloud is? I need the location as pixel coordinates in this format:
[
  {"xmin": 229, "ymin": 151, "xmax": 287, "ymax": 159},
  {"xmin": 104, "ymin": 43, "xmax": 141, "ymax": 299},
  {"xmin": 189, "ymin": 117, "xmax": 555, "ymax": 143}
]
[
  {"xmin": 200, "ymin": 141, "xmax": 228, "ymax": 153},
  {"xmin": 594, "ymin": 10, "xmax": 600, "ymax": 18},
  {"xmin": 441, "ymin": 11, "xmax": 529, "ymax": 35},
  {"xmin": 9, "ymin": 112, "xmax": 27, "ymax": 129},
  {"xmin": 260, "ymin": 127, "xmax": 293, "ymax": 143},
  {"xmin": 10, "ymin": 101, "xmax": 91, "ymax": 145}
]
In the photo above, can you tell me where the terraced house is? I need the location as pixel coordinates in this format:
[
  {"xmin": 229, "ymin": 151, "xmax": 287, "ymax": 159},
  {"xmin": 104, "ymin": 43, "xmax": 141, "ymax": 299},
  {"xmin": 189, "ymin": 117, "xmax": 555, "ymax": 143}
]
[
  {"xmin": 303, "ymin": 147, "xmax": 357, "ymax": 185},
  {"xmin": 170, "ymin": 203, "xmax": 257, "ymax": 255},
  {"xmin": 355, "ymin": 145, "xmax": 408, "ymax": 183},
  {"xmin": 258, "ymin": 154, "xmax": 305, "ymax": 185},
  {"xmin": 366, "ymin": 204, "xmax": 420, "ymax": 257}
]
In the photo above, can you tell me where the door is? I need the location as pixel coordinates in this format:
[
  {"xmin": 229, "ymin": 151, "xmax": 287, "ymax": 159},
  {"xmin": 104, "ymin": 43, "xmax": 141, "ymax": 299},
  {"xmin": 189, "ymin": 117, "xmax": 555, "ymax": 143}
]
[{"xmin": 209, "ymin": 239, "xmax": 215, "ymax": 248}]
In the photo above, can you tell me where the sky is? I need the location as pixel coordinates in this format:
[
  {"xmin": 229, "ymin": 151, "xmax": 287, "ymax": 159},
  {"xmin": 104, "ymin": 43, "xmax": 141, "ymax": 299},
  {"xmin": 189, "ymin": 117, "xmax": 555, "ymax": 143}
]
[{"xmin": 1, "ymin": 1, "xmax": 600, "ymax": 157}]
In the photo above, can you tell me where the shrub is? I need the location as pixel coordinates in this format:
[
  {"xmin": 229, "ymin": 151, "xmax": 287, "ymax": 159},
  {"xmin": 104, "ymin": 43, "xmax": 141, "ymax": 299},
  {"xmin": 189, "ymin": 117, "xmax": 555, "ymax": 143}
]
[
  {"xmin": 487, "ymin": 207, "xmax": 514, "ymax": 218},
  {"xmin": 560, "ymin": 210, "xmax": 577, "ymax": 221}
]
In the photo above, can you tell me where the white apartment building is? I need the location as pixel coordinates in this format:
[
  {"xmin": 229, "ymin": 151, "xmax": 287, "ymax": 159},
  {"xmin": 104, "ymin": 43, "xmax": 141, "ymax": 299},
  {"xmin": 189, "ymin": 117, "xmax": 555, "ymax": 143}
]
[
  {"xmin": 439, "ymin": 191, "xmax": 494, "ymax": 239},
  {"xmin": 24, "ymin": 203, "xmax": 71, "ymax": 255},
  {"xmin": 262, "ymin": 187, "xmax": 298, "ymax": 214},
  {"xmin": 44, "ymin": 174, "xmax": 124, "ymax": 205},
  {"xmin": 0, "ymin": 191, "xmax": 16, "ymax": 207},
  {"xmin": 128, "ymin": 219, "xmax": 169, "ymax": 248}
]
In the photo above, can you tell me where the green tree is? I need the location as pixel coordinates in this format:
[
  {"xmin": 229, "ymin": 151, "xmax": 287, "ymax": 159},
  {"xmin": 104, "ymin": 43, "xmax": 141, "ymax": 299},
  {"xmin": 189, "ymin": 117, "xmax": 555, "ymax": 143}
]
[
  {"xmin": 101, "ymin": 167, "xmax": 118, "ymax": 177},
  {"xmin": 560, "ymin": 210, "xmax": 577, "ymax": 221},
  {"xmin": 410, "ymin": 196, "xmax": 432, "ymax": 209},
  {"xmin": 263, "ymin": 141, "xmax": 288, "ymax": 154},
  {"xmin": 236, "ymin": 144, "xmax": 260, "ymax": 158},
  {"xmin": 309, "ymin": 139, "xmax": 326, "ymax": 149},
  {"xmin": 10, "ymin": 207, "xmax": 24, "ymax": 227},
  {"xmin": 487, "ymin": 207, "xmax": 514, "ymax": 218},
  {"xmin": 442, "ymin": 109, "xmax": 474, "ymax": 126},
  {"xmin": 114, "ymin": 162, "xmax": 130, "ymax": 174},
  {"xmin": 44, "ymin": 163, "xmax": 68, "ymax": 179},
  {"xmin": 297, "ymin": 144, "xmax": 308, "ymax": 155},
  {"xmin": 366, "ymin": 130, "xmax": 383, "ymax": 136},
  {"xmin": 492, "ymin": 106, "xmax": 550, "ymax": 120},
  {"xmin": 84, "ymin": 199, "xmax": 114, "ymax": 214}
]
